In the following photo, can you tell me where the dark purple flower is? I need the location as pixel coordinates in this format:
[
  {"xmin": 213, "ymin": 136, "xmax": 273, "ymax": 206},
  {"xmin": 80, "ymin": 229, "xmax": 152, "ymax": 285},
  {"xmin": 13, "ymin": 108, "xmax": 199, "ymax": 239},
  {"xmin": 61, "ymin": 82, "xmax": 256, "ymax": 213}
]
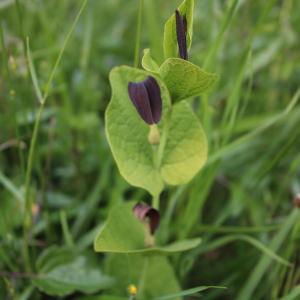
[
  {"xmin": 128, "ymin": 76, "xmax": 162, "ymax": 125},
  {"xmin": 133, "ymin": 202, "xmax": 160, "ymax": 234},
  {"xmin": 175, "ymin": 10, "xmax": 188, "ymax": 60}
]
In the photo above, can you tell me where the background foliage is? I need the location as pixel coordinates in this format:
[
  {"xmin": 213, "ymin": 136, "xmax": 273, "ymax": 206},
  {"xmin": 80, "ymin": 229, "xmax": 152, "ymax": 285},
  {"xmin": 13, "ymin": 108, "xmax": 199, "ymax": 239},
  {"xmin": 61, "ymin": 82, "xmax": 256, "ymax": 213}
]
[{"xmin": 0, "ymin": 0, "xmax": 300, "ymax": 299}]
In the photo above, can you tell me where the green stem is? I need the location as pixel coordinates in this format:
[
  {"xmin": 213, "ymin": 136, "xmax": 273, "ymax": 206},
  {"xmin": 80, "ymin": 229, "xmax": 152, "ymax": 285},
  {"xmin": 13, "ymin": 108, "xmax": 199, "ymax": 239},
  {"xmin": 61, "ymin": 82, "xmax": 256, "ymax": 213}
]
[
  {"xmin": 133, "ymin": 0, "xmax": 143, "ymax": 68},
  {"xmin": 157, "ymin": 110, "xmax": 171, "ymax": 167},
  {"xmin": 0, "ymin": 24, "xmax": 10, "ymax": 77},
  {"xmin": 151, "ymin": 145, "xmax": 159, "ymax": 169},
  {"xmin": 15, "ymin": 0, "xmax": 27, "ymax": 60},
  {"xmin": 152, "ymin": 193, "xmax": 160, "ymax": 210},
  {"xmin": 150, "ymin": 111, "xmax": 172, "ymax": 209},
  {"xmin": 23, "ymin": 104, "xmax": 44, "ymax": 221},
  {"xmin": 60, "ymin": 210, "xmax": 74, "ymax": 247},
  {"xmin": 137, "ymin": 256, "xmax": 149, "ymax": 298},
  {"xmin": 23, "ymin": 103, "xmax": 44, "ymax": 271}
]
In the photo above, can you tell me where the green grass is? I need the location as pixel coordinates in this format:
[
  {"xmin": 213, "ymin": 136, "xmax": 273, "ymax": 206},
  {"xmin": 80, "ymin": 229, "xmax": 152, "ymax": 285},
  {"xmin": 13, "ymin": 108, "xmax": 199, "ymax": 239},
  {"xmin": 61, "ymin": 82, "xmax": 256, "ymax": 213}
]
[{"xmin": 0, "ymin": 0, "xmax": 300, "ymax": 299}]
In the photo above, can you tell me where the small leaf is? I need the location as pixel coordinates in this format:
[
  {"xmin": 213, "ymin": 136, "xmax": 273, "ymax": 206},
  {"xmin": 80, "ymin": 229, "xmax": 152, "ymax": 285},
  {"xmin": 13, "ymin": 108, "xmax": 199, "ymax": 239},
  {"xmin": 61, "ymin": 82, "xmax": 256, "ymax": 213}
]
[
  {"xmin": 159, "ymin": 58, "xmax": 218, "ymax": 102},
  {"xmin": 161, "ymin": 101, "xmax": 208, "ymax": 185},
  {"xmin": 163, "ymin": 0, "xmax": 194, "ymax": 59},
  {"xmin": 106, "ymin": 254, "xmax": 181, "ymax": 300},
  {"xmin": 106, "ymin": 66, "xmax": 171, "ymax": 196},
  {"xmin": 33, "ymin": 247, "xmax": 114, "ymax": 296},
  {"xmin": 94, "ymin": 202, "xmax": 201, "ymax": 254},
  {"xmin": 142, "ymin": 49, "xmax": 160, "ymax": 73}
]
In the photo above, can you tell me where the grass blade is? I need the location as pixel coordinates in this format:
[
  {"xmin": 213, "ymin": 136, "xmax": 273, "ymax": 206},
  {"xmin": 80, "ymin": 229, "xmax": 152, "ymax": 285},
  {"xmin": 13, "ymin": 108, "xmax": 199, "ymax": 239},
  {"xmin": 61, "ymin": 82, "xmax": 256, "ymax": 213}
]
[
  {"xmin": 279, "ymin": 285, "xmax": 300, "ymax": 300},
  {"xmin": 26, "ymin": 37, "xmax": 43, "ymax": 104},
  {"xmin": 22, "ymin": 0, "xmax": 88, "ymax": 272},
  {"xmin": 155, "ymin": 286, "xmax": 226, "ymax": 300},
  {"xmin": 197, "ymin": 234, "xmax": 292, "ymax": 267},
  {"xmin": 0, "ymin": 171, "xmax": 23, "ymax": 202},
  {"xmin": 237, "ymin": 209, "xmax": 300, "ymax": 300}
]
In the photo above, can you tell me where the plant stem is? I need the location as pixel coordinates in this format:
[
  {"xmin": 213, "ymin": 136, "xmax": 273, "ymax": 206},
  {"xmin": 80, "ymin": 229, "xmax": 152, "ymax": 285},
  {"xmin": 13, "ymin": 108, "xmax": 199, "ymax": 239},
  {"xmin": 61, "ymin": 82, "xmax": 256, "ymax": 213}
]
[
  {"xmin": 157, "ymin": 107, "xmax": 172, "ymax": 168},
  {"xmin": 0, "ymin": 24, "xmax": 10, "ymax": 77},
  {"xmin": 15, "ymin": 0, "xmax": 27, "ymax": 59},
  {"xmin": 133, "ymin": 0, "xmax": 143, "ymax": 68},
  {"xmin": 151, "ymin": 144, "xmax": 159, "ymax": 169},
  {"xmin": 151, "ymin": 112, "xmax": 172, "ymax": 210},
  {"xmin": 152, "ymin": 193, "xmax": 160, "ymax": 210},
  {"xmin": 137, "ymin": 256, "xmax": 149, "ymax": 298},
  {"xmin": 60, "ymin": 210, "xmax": 74, "ymax": 247},
  {"xmin": 22, "ymin": 102, "xmax": 44, "ymax": 272}
]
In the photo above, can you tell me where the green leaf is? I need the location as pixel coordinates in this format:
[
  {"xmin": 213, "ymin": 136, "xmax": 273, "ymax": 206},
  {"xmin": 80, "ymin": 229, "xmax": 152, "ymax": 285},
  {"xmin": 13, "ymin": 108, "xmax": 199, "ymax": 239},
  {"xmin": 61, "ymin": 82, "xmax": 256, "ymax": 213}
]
[
  {"xmin": 33, "ymin": 247, "xmax": 114, "ymax": 296},
  {"xmin": 106, "ymin": 66, "xmax": 208, "ymax": 195},
  {"xmin": 161, "ymin": 101, "xmax": 208, "ymax": 185},
  {"xmin": 163, "ymin": 0, "xmax": 194, "ymax": 59},
  {"xmin": 106, "ymin": 66, "xmax": 208, "ymax": 194},
  {"xmin": 94, "ymin": 202, "xmax": 201, "ymax": 254},
  {"xmin": 106, "ymin": 254, "xmax": 182, "ymax": 300},
  {"xmin": 106, "ymin": 66, "xmax": 170, "ymax": 196},
  {"xmin": 142, "ymin": 48, "xmax": 160, "ymax": 73},
  {"xmin": 159, "ymin": 58, "xmax": 218, "ymax": 102},
  {"xmin": 155, "ymin": 286, "xmax": 226, "ymax": 300},
  {"xmin": 94, "ymin": 202, "xmax": 145, "ymax": 253}
]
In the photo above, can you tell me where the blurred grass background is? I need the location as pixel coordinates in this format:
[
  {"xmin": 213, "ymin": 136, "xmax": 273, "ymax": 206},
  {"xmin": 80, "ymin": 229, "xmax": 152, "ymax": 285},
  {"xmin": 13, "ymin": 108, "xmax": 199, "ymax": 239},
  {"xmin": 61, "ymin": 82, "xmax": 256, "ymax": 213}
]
[{"xmin": 0, "ymin": 0, "xmax": 300, "ymax": 299}]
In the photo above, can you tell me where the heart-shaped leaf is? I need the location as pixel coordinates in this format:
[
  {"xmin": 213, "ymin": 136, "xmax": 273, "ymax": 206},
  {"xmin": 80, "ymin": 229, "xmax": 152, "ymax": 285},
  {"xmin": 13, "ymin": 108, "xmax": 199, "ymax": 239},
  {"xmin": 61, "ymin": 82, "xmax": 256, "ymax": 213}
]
[
  {"xmin": 94, "ymin": 202, "xmax": 201, "ymax": 254},
  {"xmin": 33, "ymin": 247, "xmax": 114, "ymax": 296},
  {"xmin": 106, "ymin": 254, "xmax": 181, "ymax": 300},
  {"xmin": 159, "ymin": 58, "xmax": 218, "ymax": 102},
  {"xmin": 106, "ymin": 66, "xmax": 208, "ymax": 194},
  {"xmin": 163, "ymin": 0, "xmax": 194, "ymax": 59},
  {"xmin": 106, "ymin": 66, "xmax": 171, "ymax": 196}
]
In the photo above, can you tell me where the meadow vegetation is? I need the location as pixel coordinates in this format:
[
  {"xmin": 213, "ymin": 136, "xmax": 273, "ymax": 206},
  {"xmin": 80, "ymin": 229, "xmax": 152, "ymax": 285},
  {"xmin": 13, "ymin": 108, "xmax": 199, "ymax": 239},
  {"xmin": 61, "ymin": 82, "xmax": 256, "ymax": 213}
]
[{"xmin": 0, "ymin": 0, "xmax": 300, "ymax": 299}]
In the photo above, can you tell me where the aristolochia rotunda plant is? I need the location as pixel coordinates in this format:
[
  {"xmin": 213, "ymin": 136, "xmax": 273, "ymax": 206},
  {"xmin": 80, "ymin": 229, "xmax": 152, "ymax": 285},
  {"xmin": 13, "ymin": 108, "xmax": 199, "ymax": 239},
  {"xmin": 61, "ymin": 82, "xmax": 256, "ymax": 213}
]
[{"xmin": 94, "ymin": 0, "xmax": 218, "ymax": 298}]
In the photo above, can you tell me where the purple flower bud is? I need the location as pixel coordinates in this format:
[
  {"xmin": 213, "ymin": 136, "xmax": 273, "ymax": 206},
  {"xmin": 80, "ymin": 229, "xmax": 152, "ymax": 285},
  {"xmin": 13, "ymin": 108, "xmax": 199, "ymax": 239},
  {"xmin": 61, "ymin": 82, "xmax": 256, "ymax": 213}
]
[
  {"xmin": 175, "ymin": 10, "xmax": 188, "ymax": 60},
  {"xmin": 128, "ymin": 76, "xmax": 162, "ymax": 125},
  {"xmin": 133, "ymin": 202, "xmax": 160, "ymax": 235}
]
